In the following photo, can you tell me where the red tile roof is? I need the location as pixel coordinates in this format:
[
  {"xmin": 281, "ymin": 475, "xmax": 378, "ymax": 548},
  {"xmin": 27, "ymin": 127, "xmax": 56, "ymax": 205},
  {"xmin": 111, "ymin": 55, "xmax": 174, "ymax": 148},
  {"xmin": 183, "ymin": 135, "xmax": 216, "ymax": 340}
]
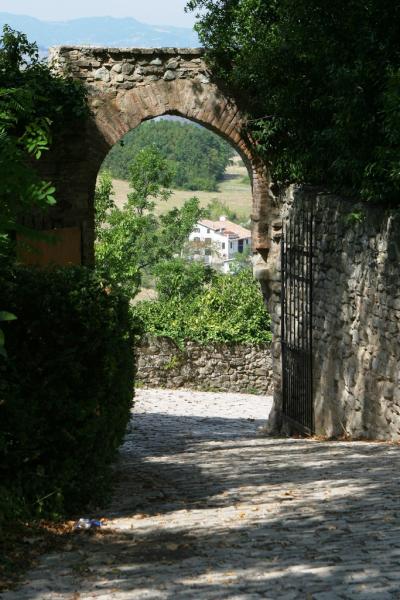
[{"xmin": 198, "ymin": 218, "xmax": 251, "ymax": 239}]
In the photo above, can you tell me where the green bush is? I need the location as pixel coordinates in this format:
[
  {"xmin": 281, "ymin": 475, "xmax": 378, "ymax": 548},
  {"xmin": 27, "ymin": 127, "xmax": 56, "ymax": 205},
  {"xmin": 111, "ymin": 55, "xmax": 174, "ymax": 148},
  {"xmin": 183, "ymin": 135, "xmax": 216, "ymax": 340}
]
[
  {"xmin": 188, "ymin": 0, "xmax": 400, "ymax": 205},
  {"xmin": 135, "ymin": 269, "xmax": 271, "ymax": 347},
  {"xmin": 0, "ymin": 267, "xmax": 137, "ymax": 524},
  {"xmin": 152, "ymin": 259, "xmax": 214, "ymax": 301}
]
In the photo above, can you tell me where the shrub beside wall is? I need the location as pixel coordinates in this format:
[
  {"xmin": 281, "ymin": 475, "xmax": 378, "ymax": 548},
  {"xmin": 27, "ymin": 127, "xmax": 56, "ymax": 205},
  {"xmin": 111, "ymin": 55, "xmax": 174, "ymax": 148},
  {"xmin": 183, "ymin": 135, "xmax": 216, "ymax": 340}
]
[
  {"xmin": 135, "ymin": 269, "xmax": 272, "ymax": 347},
  {"xmin": 0, "ymin": 267, "xmax": 136, "ymax": 524},
  {"xmin": 134, "ymin": 269, "xmax": 273, "ymax": 394}
]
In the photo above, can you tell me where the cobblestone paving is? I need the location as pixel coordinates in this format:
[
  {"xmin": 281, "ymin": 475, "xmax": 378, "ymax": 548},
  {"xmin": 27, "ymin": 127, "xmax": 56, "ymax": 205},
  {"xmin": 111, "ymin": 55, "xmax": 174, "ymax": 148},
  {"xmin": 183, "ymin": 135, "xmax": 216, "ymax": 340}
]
[{"xmin": 3, "ymin": 388, "xmax": 400, "ymax": 600}]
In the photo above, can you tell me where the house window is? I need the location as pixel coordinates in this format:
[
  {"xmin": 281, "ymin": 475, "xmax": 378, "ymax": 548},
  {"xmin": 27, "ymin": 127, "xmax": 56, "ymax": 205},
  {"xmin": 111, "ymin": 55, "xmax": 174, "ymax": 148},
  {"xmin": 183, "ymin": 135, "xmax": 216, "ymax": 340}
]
[
  {"xmin": 205, "ymin": 248, "xmax": 212, "ymax": 256},
  {"xmin": 246, "ymin": 239, "xmax": 249, "ymax": 244},
  {"xmin": 207, "ymin": 228, "xmax": 210, "ymax": 233},
  {"xmin": 222, "ymin": 242, "xmax": 225, "ymax": 249},
  {"xmin": 193, "ymin": 227, "xmax": 200, "ymax": 233},
  {"xmin": 194, "ymin": 237, "xmax": 200, "ymax": 241},
  {"xmin": 230, "ymin": 242, "xmax": 233, "ymax": 249},
  {"xmin": 205, "ymin": 237, "xmax": 211, "ymax": 245}
]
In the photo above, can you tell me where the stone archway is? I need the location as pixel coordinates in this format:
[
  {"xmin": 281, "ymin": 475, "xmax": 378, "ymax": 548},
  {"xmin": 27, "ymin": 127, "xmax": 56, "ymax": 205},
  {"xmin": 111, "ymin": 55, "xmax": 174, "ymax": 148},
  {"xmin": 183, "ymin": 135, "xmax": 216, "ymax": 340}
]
[{"xmin": 30, "ymin": 46, "xmax": 277, "ymax": 268}]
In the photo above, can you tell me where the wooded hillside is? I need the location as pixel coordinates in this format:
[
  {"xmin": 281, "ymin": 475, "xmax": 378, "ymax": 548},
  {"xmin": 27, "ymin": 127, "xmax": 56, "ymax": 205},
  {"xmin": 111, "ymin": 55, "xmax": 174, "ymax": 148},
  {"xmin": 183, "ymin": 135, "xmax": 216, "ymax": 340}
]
[{"xmin": 102, "ymin": 119, "xmax": 235, "ymax": 192}]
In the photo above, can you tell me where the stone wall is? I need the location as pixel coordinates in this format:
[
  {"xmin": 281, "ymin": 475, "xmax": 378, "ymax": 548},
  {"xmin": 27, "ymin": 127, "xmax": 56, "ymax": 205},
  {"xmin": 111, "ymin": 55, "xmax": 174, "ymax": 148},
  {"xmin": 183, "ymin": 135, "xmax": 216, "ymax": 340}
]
[
  {"xmin": 259, "ymin": 186, "xmax": 400, "ymax": 440},
  {"xmin": 136, "ymin": 336, "xmax": 273, "ymax": 394}
]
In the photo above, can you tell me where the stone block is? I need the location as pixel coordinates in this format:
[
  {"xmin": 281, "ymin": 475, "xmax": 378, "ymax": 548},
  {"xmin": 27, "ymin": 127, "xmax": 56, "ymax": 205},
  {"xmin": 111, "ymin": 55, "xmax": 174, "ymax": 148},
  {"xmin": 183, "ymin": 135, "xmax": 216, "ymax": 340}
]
[
  {"xmin": 166, "ymin": 60, "xmax": 179, "ymax": 69},
  {"xmin": 122, "ymin": 63, "xmax": 134, "ymax": 75},
  {"xmin": 94, "ymin": 67, "xmax": 110, "ymax": 82},
  {"xmin": 196, "ymin": 73, "xmax": 210, "ymax": 84},
  {"xmin": 163, "ymin": 70, "xmax": 176, "ymax": 81}
]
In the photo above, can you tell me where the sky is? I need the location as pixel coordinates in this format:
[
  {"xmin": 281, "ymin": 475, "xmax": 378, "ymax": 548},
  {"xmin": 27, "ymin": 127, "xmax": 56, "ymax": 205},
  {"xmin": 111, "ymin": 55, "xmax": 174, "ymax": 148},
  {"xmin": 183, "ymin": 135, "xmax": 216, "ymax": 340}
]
[{"xmin": 0, "ymin": 0, "xmax": 197, "ymax": 27}]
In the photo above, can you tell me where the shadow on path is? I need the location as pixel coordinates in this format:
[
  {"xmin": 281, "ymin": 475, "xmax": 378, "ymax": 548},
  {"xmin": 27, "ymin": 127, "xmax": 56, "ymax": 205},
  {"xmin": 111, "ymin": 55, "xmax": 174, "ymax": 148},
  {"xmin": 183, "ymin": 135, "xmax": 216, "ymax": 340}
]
[{"xmin": 3, "ymin": 391, "xmax": 400, "ymax": 599}]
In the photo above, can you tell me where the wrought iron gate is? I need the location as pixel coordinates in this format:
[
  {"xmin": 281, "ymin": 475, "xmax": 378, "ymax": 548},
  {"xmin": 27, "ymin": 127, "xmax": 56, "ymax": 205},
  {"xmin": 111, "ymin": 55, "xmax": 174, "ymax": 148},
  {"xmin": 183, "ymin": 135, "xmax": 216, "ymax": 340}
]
[{"xmin": 281, "ymin": 204, "xmax": 314, "ymax": 434}]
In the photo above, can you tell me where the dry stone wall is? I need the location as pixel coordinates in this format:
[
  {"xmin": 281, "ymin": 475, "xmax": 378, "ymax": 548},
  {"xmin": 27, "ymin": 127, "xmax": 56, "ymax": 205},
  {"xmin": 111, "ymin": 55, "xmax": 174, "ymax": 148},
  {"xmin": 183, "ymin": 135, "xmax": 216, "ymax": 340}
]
[
  {"xmin": 49, "ymin": 46, "xmax": 211, "ymax": 90},
  {"xmin": 261, "ymin": 186, "xmax": 400, "ymax": 440},
  {"xmin": 136, "ymin": 336, "xmax": 273, "ymax": 394}
]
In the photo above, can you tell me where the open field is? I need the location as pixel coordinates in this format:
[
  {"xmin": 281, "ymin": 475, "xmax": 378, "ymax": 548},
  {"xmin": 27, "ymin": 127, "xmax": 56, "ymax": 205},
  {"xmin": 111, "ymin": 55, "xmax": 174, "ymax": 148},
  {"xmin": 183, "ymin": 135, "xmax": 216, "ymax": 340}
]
[{"xmin": 111, "ymin": 159, "xmax": 252, "ymax": 222}]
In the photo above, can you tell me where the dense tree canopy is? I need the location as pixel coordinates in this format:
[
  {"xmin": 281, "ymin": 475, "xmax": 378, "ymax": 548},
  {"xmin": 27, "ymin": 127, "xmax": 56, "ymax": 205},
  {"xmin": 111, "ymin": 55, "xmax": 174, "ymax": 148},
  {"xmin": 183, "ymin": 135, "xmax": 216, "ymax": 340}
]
[
  {"xmin": 102, "ymin": 119, "xmax": 235, "ymax": 192},
  {"xmin": 186, "ymin": 0, "xmax": 400, "ymax": 204}
]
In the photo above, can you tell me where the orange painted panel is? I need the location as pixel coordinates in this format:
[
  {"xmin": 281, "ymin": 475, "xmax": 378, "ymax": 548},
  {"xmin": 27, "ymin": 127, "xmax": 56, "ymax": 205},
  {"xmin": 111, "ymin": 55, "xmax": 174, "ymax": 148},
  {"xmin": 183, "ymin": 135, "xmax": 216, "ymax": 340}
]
[{"xmin": 17, "ymin": 227, "xmax": 82, "ymax": 267}]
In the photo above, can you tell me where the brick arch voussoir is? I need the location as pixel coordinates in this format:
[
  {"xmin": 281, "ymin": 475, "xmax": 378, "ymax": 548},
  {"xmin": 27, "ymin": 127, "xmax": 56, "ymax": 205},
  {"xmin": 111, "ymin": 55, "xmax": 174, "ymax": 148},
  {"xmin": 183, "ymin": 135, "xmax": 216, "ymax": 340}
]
[{"xmin": 93, "ymin": 80, "xmax": 251, "ymax": 163}]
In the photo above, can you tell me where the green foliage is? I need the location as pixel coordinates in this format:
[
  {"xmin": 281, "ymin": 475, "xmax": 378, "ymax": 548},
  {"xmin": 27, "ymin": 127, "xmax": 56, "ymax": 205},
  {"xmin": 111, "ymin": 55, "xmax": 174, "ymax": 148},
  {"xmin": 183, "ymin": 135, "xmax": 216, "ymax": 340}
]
[
  {"xmin": 126, "ymin": 144, "xmax": 174, "ymax": 205},
  {"xmin": 135, "ymin": 269, "xmax": 271, "ymax": 347},
  {"xmin": 204, "ymin": 198, "xmax": 239, "ymax": 223},
  {"xmin": 344, "ymin": 209, "xmax": 366, "ymax": 224},
  {"xmin": 163, "ymin": 355, "xmax": 183, "ymax": 371},
  {"xmin": 102, "ymin": 119, "xmax": 235, "ymax": 191},
  {"xmin": 187, "ymin": 0, "xmax": 400, "ymax": 204},
  {"xmin": 95, "ymin": 147, "xmax": 204, "ymax": 297},
  {"xmin": 0, "ymin": 25, "xmax": 88, "ymax": 124},
  {"xmin": 0, "ymin": 267, "xmax": 137, "ymax": 524},
  {"xmin": 94, "ymin": 170, "xmax": 115, "ymax": 233},
  {"xmin": 152, "ymin": 259, "xmax": 214, "ymax": 301},
  {"xmin": 0, "ymin": 25, "xmax": 88, "ymax": 269}
]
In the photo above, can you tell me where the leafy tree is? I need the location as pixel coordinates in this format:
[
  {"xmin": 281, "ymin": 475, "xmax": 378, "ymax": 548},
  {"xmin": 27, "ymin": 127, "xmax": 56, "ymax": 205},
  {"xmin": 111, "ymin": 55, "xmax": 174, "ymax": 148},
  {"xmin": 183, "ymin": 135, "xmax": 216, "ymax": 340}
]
[
  {"xmin": 102, "ymin": 119, "xmax": 235, "ymax": 191},
  {"xmin": 95, "ymin": 146, "xmax": 204, "ymax": 296},
  {"xmin": 94, "ymin": 171, "xmax": 115, "ymax": 233},
  {"xmin": 152, "ymin": 258, "xmax": 214, "ymax": 301},
  {"xmin": 135, "ymin": 269, "xmax": 271, "ymax": 346},
  {"xmin": 186, "ymin": 0, "xmax": 400, "ymax": 204}
]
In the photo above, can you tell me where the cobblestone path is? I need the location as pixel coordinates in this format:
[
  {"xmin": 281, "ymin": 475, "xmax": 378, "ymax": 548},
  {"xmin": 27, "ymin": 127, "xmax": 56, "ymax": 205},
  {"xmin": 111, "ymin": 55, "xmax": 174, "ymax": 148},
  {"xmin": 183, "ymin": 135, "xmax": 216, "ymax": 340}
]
[{"xmin": 3, "ymin": 388, "xmax": 400, "ymax": 599}]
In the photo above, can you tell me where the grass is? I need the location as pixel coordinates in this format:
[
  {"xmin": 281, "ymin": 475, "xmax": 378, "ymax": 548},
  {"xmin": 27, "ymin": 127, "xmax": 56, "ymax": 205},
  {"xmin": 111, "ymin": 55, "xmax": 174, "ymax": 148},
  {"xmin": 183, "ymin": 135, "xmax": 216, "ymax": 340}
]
[{"xmin": 110, "ymin": 160, "xmax": 252, "ymax": 223}]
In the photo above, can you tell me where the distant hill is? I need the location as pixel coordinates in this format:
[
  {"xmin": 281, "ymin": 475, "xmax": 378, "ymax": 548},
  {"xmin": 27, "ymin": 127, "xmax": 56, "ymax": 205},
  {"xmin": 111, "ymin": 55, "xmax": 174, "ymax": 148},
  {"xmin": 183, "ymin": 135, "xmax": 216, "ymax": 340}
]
[
  {"xmin": 0, "ymin": 13, "xmax": 199, "ymax": 51},
  {"xmin": 103, "ymin": 120, "xmax": 234, "ymax": 191}
]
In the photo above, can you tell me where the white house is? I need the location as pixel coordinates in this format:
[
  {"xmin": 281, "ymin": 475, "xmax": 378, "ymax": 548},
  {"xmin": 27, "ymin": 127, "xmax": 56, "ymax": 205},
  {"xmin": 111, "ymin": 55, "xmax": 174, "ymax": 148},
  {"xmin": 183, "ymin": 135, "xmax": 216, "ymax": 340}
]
[{"xmin": 188, "ymin": 216, "xmax": 252, "ymax": 273}]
